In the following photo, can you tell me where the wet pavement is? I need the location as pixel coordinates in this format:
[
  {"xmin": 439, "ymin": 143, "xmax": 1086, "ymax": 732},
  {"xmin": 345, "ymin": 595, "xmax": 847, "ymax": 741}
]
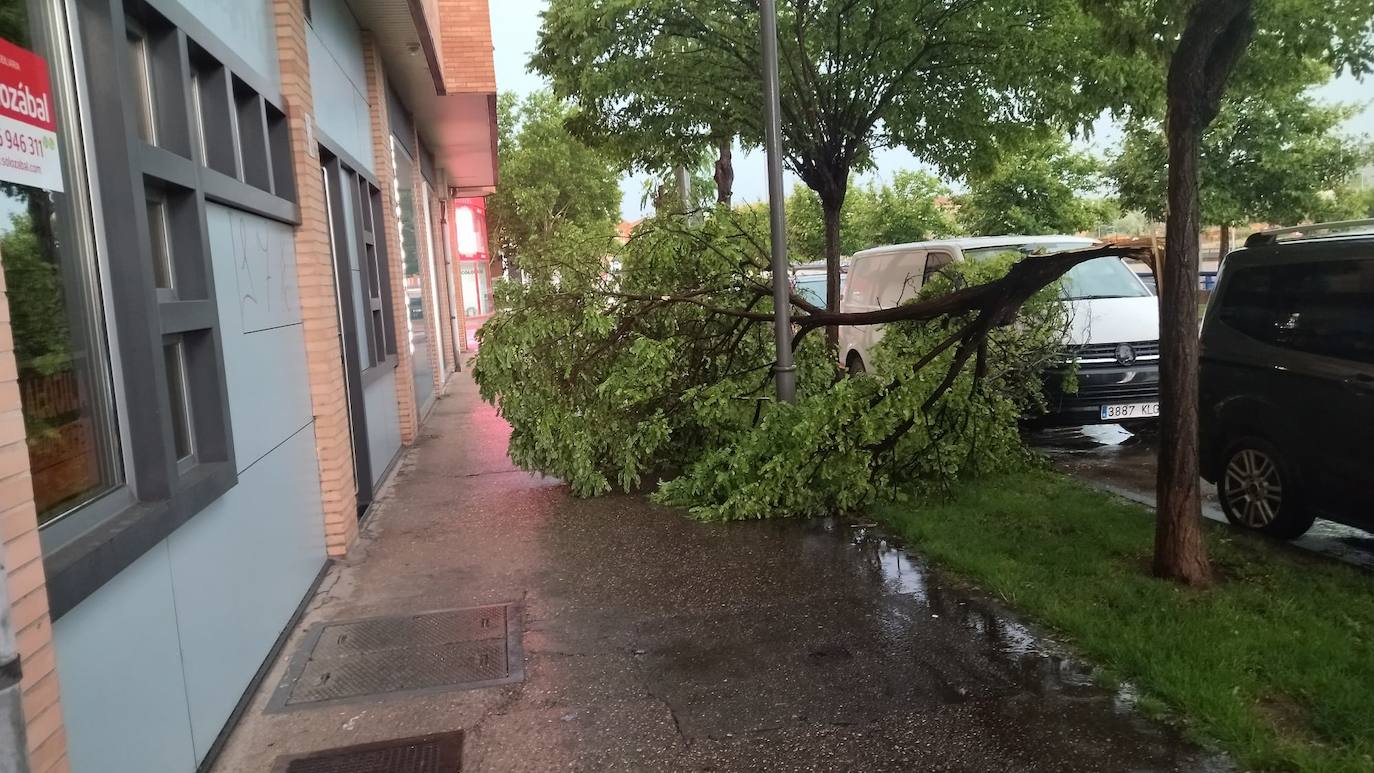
[
  {"xmin": 213, "ymin": 374, "xmax": 1230, "ymax": 772},
  {"xmin": 1033, "ymin": 424, "xmax": 1374, "ymax": 571}
]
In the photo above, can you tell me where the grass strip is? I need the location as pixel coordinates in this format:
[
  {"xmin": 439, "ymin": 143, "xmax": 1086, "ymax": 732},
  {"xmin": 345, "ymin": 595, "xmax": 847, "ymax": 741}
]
[{"xmin": 875, "ymin": 469, "xmax": 1374, "ymax": 772}]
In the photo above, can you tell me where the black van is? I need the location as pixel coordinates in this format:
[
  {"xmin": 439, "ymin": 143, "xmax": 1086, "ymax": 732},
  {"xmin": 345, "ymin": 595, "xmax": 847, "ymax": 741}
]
[{"xmin": 1199, "ymin": 224, "xmax": 1374, "ymax": 538}]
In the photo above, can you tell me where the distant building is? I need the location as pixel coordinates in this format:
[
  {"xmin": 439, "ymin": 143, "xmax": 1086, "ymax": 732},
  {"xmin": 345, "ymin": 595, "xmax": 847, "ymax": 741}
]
[{"xmin": 617, "ymin": 218, "xmax": 644, "ymax": 244}]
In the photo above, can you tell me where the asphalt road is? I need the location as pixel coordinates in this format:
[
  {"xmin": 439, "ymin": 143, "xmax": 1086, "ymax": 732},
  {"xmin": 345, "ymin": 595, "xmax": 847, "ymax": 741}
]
[{"xmin": 1031, "ymin": 424, "xmax": 1374, "ymax": 572}]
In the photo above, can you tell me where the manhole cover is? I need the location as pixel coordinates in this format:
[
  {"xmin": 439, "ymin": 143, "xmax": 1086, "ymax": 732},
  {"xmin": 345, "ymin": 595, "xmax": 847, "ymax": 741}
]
[
  {"xmin": 268, "ymin": 605, "xmax": 523, "ymax": 711},
  {"xmin": 274, "ymin": 731, "xmax": 463, "ymax": 773}
]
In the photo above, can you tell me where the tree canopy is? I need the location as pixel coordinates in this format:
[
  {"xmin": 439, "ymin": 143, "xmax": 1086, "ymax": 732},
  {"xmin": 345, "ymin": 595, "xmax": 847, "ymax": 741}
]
[
  {"xmin": 513, "ymin": 0, "xmax": 1374, "ymax": 587},
  {"xmin": 1110, "ymin": 87, "xmax": 1371, "ymax": 234},
  {"xmin": 533, "ymin": 0, "xmax": 1123, "ymax": 354},
  {"xmin": 785, "ymin": 171, "xmax": 961, "ymax": 262},
  {"xmin": 485, "ymin": 91, "xmax": 623, "ymax": 271},
  {"xmin": 958, "ymin": 138, "xmax": 1115, "ymax": 236}
]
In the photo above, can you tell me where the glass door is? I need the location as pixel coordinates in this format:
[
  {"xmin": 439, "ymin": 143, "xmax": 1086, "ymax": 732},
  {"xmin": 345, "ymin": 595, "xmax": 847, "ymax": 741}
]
[{"xmin": 390, "ymin": 137, "xmax": 433, "ymax": 412}]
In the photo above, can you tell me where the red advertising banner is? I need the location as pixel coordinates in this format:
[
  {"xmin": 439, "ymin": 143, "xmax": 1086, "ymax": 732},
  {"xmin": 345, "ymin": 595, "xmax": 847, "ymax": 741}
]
[{"xmin": 0, "ymin": 37, "xmax": 62, "ymax": 192}]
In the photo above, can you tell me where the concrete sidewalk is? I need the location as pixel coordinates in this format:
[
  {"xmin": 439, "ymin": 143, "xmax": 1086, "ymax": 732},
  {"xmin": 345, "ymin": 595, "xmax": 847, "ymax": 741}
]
[{"xmin": 212, "ymin": 373, "xmax": 1226, "ymax": 772}]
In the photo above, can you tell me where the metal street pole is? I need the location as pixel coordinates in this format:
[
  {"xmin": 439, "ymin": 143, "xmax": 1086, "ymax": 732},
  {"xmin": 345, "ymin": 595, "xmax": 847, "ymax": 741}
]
[
  {"xmin": 674, "ymin": 165, "xmax": 691, "ymax": 213},
  {"xmin": 0, "ymin": 539, "xmax": 31, "ymax": 773},
  {"xmin": 759, "ymin": 0, "xmax": 797, "ymax": 402}
]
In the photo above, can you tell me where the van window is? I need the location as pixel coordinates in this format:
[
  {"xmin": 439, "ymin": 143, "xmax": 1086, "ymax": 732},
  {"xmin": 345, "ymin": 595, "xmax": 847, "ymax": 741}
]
[
  {"xmin": 965, "ymin": 244, "xmax": 1148, "ymax": 300},
  {"xmin": 923, "ymin": 252, "xmax": 954, "ymax": 285},
  {"xmin": 846, "ymin": 256, "xmax": 874, "ymax": 304},
  {"xmin": 794, "ymin": 273, "xmax": 826, "ymax": 306},
  {"xmin": 1061, "ymin": 258, "xmax": 1151, "ymax": 300},
  {"xmin": 876, "ymin": 252, "xmax": 925, "ymax": 307},
  {"xmin": 1216, "ymin": 258, "xmax": 1374, "ymax": 365}
]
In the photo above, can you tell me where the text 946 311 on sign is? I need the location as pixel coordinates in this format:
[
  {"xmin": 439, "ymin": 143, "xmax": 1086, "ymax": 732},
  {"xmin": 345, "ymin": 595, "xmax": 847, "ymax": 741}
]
[{"xmin": 0, "ymin": 36, "xmax": 62, "ymax": 192}]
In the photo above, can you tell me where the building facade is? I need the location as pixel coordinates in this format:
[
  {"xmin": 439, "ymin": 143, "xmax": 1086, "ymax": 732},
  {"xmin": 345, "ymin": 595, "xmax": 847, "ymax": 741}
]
[{"xmin": 0, "ymin": 0, "xmax": 497, "ymax": 770}]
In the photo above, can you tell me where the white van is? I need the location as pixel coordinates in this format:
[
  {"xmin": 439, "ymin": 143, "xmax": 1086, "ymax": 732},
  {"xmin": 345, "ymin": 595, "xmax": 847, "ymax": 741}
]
[{"xmin": 838, "ymin": 235, "xmax": 1161, "ymax": 427}]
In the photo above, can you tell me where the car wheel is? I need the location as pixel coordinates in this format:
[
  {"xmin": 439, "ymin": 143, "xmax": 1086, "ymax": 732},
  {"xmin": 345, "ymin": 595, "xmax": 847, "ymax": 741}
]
[
  {"xmin": 1216, "ymin": 437, "xmax": 1314, "ymax": 539},
  {"xmin": 846, "ymin": 353, "xmax": 866, "ymax": 375}
]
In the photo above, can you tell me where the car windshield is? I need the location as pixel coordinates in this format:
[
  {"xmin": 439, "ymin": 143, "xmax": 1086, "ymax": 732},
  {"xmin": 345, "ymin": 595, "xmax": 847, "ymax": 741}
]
[
  {"xmin": 794, "ymin": 274, "xmax": 826, "ymax": 306},
  {"xmin": 964, "ymin": 244, "xmax": 1149, "ymax": 300}
]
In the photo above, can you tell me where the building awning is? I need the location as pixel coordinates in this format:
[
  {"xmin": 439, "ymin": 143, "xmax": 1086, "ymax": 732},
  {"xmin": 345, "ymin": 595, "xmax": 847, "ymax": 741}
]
[{"xmin": 345, "ymin": 0, "xmax": 498, "ymax": 194}]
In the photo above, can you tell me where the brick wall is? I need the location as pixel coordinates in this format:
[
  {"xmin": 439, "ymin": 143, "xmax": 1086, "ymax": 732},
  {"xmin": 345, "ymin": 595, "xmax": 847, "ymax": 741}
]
[
  {"xmin": 362, "ymin": 35, "xmax": 420, "ymax": 445},
  {"xmin": 272, "ymin": 0, "xmax": 358, "ymax": 557},
  {"xmin": 437, "ymin": 0, "xmax": 496, "ymax": 93},
  {"xmin": 0, "ymin": 262, "xmax": 69, "ymax": 772}
]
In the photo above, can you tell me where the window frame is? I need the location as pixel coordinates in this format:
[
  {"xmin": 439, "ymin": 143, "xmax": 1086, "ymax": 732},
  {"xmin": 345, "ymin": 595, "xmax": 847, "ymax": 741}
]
[
  {"xmin": 3, "ymin": 0, "xmax": 127, "ymax": 536},
  {"xmin": 41, "ymin": 0, "xmax": 301, "ymax": 619},
  {"xmin": 921, "ymin": 251, "xmax": 954, "ymax": 287},
  {"xmin": 316, "ymin": 131, "xmax": 399, "ymax": 377}
]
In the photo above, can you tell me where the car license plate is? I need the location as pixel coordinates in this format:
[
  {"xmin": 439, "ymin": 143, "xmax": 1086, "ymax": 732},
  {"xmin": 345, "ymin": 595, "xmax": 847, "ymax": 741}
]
[{"xmin": 1100, "ymin": 402, "xmax": 1160, "ymax": 420}]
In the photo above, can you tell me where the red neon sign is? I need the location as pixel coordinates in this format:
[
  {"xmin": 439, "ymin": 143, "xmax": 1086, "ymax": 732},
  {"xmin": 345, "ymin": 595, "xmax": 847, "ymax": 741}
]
[{"xmin": 452, "ymin": 197, "xmax": 489, "ymax": 260}]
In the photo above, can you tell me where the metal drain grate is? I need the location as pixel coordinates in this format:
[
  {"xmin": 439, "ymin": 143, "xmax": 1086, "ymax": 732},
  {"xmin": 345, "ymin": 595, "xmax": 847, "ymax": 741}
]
[
  {"xmin": 274, "ymin": 731, "xmax": 463, "ymax": 773},
  {"xmin": 268, "ymin": 604, "xmax": 523, "ymax": 711}
]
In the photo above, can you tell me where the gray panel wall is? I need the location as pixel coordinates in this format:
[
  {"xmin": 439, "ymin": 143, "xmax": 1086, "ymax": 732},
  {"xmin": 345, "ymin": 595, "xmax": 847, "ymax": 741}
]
[
  {"xmin": 307, "ymin": 0, "xmax": 374, "ymax": 172},
  {"xmin": 52, "ymin": 207, "xmax": 329, "ymax": 771},
  {"xmin": 54, "ymin": 545, "xmax": 198, "ymax": 773},
  {"xmin": 165, "ymin": 0, "xmax": 279, "ymax": 84},
  {"xmin": 56, "ymin": 429, "xmax": 327, "ymax": 771},
  {"xmin": 167, "ymin": 426, "xmax": 326, "ymax": 756},
  {"xmin": 208, "ymin": 206, "xmax": 315, "ymax": 467},
  {"xmin": 365, "ymin": 368, "xmax": 403, "ymax": 484}
]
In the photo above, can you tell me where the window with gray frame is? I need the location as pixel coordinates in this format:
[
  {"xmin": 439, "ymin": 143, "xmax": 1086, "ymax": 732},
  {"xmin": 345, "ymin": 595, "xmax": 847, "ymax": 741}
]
[
  {"xmin": 319, "ymin": 147, "xmax": 397, "ymax": 515},
  {"xmin": 41, "ymin": 0, "xmax": 300, "ymax": 617},
  {"xmin": 320, "ymin": 157, "xmax": 397, "ymax": 371}
]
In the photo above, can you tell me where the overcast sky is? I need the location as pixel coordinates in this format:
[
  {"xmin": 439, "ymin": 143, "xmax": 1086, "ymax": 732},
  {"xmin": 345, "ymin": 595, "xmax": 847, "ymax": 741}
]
[{"xmin": 491, "ymin": 1, "xmax": 1374, "ymax": 222}]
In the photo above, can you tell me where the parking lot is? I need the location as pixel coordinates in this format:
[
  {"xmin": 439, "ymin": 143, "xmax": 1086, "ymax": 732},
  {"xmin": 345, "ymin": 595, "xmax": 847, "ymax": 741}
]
[{"xmin": 1031, "ymin": 424, "xmax": 1374, "ymax": 571}]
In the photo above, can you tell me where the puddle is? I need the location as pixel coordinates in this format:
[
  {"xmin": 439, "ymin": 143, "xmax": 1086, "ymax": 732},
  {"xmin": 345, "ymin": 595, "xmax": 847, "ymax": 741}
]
[
  {"xmin": 841, "ymin": 522, "xmax": 1153, "ymax": 717},
  {"xmin": 1029, "ymin": 423, "xmax": 1138, "ymax": 454}
]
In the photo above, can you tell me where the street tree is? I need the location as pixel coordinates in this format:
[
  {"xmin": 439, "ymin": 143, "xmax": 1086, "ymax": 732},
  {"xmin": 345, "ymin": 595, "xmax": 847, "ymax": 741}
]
[
  {"xmin": 958, "ymin": 138, "xmax": 1113, "ymax": 236},
  {"xmin": 850, "ymin": 172, "xmax": 964, "ymax": 250},
  {"xmin": 1110, "ymin": 88, "xmax": 1371, "ymax": 255},
  {"xmin": 640, "ymin": 152, "xmax": 719, "ymax": 215},
  {"xmin": 1093, "ymin": 0, "xmax": 1374, "ymax": 585},
  {"xmin": 529, "ymin": 0, "xmax": 746, "ymax": 206},
  {"xmin": 521, "ymin": 0, "xmax": 1374, "ymax": 586},
  {"xmin": 1310, "ymin": 185, "xmax": 1374, "ymax": 221},
  {"xmin": 533, "ymin": 0, "xmax": 1122, "ymax": 350},
  {"xmin": 485, "ymin": 91, "xmax": 623, "ymax": 274},
  {"xmin": 787, "ymin": 171, "xmax": 961, "ymax": 262}
]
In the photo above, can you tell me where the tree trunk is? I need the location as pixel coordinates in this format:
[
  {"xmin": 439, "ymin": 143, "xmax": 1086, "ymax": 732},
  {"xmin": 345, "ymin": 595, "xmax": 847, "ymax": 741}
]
[
  {"xmin": 713, "ymin": 138, "xmax": 734, "ymax": 206},
  {"xmin": 1218, "ymin": 223, "xmax": 1232, "ymax": 260},
  {"xmin": 1156, "ymin": 121, "xmax": 1211, "ymax": 587},
  {"xmin": 1154, "ymin": 0, "xmax": 1254, "ymax": 586},
  {"xmin": 821, "ymin": 198, "xmax": 842, "ymax": 354}
]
